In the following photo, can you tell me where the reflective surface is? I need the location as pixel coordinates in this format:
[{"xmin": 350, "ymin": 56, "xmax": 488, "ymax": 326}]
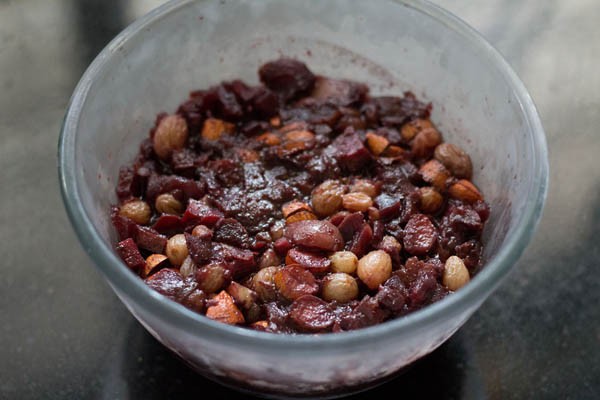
[{"xmin": 1, "ymin": 0, "xmax": 598, "ymax": 398}]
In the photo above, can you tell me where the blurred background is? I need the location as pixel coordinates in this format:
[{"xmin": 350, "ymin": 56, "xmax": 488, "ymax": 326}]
[{"xmin": 1, "ymin": 0, "xmax": 599, "ymax": 398}]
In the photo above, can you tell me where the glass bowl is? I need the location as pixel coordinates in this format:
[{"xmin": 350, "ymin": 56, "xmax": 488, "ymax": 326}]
[{"xmin": 58, "ymin": 0, "xmax": 548, "ymax": 397}]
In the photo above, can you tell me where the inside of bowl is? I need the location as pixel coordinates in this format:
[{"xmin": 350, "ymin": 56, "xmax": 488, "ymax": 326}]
[{"xmin": 72, "ymin": 0, "xmax": 538, "ymax": 279}]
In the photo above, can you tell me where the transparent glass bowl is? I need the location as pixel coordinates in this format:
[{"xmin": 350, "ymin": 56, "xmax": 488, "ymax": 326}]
[{"xmin": 58, "ymin": 0, "xmax": 548, "ymax": 397}]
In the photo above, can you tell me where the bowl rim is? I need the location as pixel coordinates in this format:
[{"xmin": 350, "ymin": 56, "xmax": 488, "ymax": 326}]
[{"xmin": 58, "ymin": 0, "xmax": 549, "ymax": 350}]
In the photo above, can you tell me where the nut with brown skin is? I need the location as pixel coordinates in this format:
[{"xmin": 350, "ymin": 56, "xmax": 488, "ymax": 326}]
[
  {"xmin": 191, "ymin": 225, "xmax": 213, "ymax": 240},
  {"xmin": 342, "ymin": 192, "xmax": 373, "ymax": 212},
  {"xmin": 141, "ymin": 254, "xmax": 168, "ymax": 278},
  {"xmin": 282, "ymin": 200, "xmax": 314, "ymax": 219},
  {"xmin": 365, "ymin": 131, "xmax": 389, "ymax": 156},
  {"xmin": 258, "ymin": 248, "xmax": 281, "ymax": 269},
  {"xmin": 411, "ymin": 127, "xmax": 442, "ymax": 158},
  {"xmin": 119, "ymin": 200, "xmax": 151, "ymax": 225},
  {"xmin": 284, "ymin": 130, "xmax": 315, "ymax": 143},
  {"xmin": 153, "ymin": 114, "xmax": 189, "ymax": 160},
  {"xmin": 311, "ymin": 180, "xmax": 346, "ymax": 217},
  {"xmin": 448, "ymin": 179, "xmax": 483, "ymax": 203},
  {"xmin": 401, "ymin": 118, "xmax": 434, "ymax": 141},
  {"xmin": 256, "ymin": 132, "xmax": 281, "ymax": 146},
  {"xmin": 382, "ymin": 145, "xmax": 407, "ymax": 157},
  {"xmin": 155, "ymin": 193, "xmax": 183, "ymax": 215},
  {"xmin": 206, "ymin": 290, "xmax": 245, "ymax": 325},
  {"xmin": 253, "ymin": 266, "xmax": 280, "ymax": 302},
  {"xmin": 285, "ymin": 210, "xmax": 318, "ymax": 224},
  {"xmin": 418, "ymin": 187, "xmax": 444, "ymax": 214},
  {"xmin": 434, "ymin": 143, "xmax": 473, "ymax": 179},
  {"xmin": 201, "ymin": 118, "xmax": 235, "ymax": 141},
  {"xmin": 196, "ymin": 263, "xmax": 227, "ymax": 294},
  {"xmin": 419, "ymin": 159, "xmax": 451, "ymax": 192}
]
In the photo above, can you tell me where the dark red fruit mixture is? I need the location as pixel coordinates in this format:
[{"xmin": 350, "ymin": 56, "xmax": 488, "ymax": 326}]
[{"xmin": 112, "ymin": 59, "xmax": 490, "ymax": 334}]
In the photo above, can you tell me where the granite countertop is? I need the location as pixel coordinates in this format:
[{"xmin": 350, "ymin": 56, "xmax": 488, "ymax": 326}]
[{"xmin": 1, "ymin": 1, "xmax": 598, "ymax": 398}]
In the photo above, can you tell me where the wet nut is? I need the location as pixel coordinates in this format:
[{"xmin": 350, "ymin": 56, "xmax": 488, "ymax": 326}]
[
  {"xmin": 179, "ymin": 256, "xmax": 197, "ymax": 278},
  {"xmin": 411, "ymin": 127, "xmax": 442, "ymax": 158},
  {"xmin": 322, "ymin": 273, "xmax": 359, "ymax": 302},
  {"xmin": 350, "ymin": 179, "xmax": 378, "ymax": 198},
  {"xmin": 342, "ymin": 192, "xmax": 373, "ymax": 212},
  {"xmin": 155, "ymin": 193, "xmax": 183, "ymax": 215},
  {"xmin": 226, "ymin": 281, "xmax": 259, "ymax": 310},
  {"xmin": 284, "ymin": 129, "xmax": 315, "ymax": 142},
  {"xmin": 119, "ymin": 200, "xmax": 151, "ymax": 225},
  {"xmin": 282, "ymin": 200, "xmax": 314, "ymax": 219},
  {"xmin": 442, "ymin": 256, "xmax": 470, "ymax": 291},
  {"xmin": 205, "ymin": 290, "xmax": 245, "ymax": 325},
  {"xmin": 191, "ymin": 224, "xmax": 213, "ymax": 240},
  {"xmin": 419, "ymin": 159, "xmax": 451, "ymax": 192},
  {"xmin": 401, "ymin": 118, "xmax": 434, "ymax": 141},
  {"xmin": 382, "ymin": 145, "xmax": 406, "ymax": 157},
  {"xmin": 256, "ymin": 132, "xmax": 281, "ymax": 146},
  {"xmin": 357, "ymin": 250, "xmax": 392, "ymax": 290},
  {"xmin": 418, "ymin": 187, "xmax": 444, "ymax": 214},
  {"xmin": 311, "ymin": 179, "xmax": 346, "ymax": 217},
  {"xmin": 434, "ymin": 143, "xmax": 473, "ymax": 179},
  {"xmin": 253, "ymin": 266, "xmax": 280, "ymax": 302},
  {"xmin": 269, "ymin": 116, "xmax": 281, "ymax": 127},
  {"xmin": 448, "ymin": 179, "xmax": 483, "ymax": 203},
  {"xmin": 258, "ymin": 248, "xmax": 281, "ymax": 269},
  {"xmin": 153, "ymin": 114, "xmax": 189, "ymax": 160},
  {"xmin": 285, "ymin": 210, "xmax": 318, "ymax": 224},
  {"xmin": 237, "ymin": 148, "xmax": 260, "ymax": 162},
  {"xmin": 329, "ymin": 251, "xmax": 358, "ymax": 274},
  {"xmin": 365, "ymin": 131, "xmax": 389, "ymax": 156},
  {"xmin": 165, "ymin": 233, "xmax": 188, "ymax": 266},
  {"xmin": 141, "ymin": 254, "xmax": 168, "ymax": 278},
  {"xmin": 201, "ymin": 118, "xmax": 235, "ymax": 141}
]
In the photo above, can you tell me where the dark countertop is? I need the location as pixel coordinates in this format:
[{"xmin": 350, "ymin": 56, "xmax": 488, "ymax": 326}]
[{"xmin": 1, "ymin": 1, "xmax": 598, "ymax": 399}]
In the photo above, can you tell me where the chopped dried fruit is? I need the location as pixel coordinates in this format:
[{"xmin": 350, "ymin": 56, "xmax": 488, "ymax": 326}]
[{"xmin": 111, "ymin": 59, "xmax": 489, "ymax": 333}]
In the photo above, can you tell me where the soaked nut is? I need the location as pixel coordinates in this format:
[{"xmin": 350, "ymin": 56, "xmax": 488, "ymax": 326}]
[
  {"xmin": 442, "ymin": 256, "xmax": 470, "ymax": 290},
  {"xmin": 119, "ymin": 200, "xmax": 151, "ymax": 225},
  {"xmin": 350, "ymin": 179, "xmax": 378, "ymax": 198},
  {"xmin": 434, "ymin": 143, "xmax": 473, "ymax": 179},
  {"xmin": 236, "ymin": 148, "xmax": 260, "ymax": 162},
  {"xmin": 206, "ymin": 290, "xmax": 245, "ymax": 325},
  {"xmin": 165, "ymin": 234, "xmax": 188, "ymax": 266},
  {"xmin": 282, "ymin": 200, "xmax": 313, "ymax": 219},
  {"xmin": 357, "ymin": 250, "xmax": 392, "ymax": 290},
  {"xmin": 322, "ymin": 273, "xmax": 359, "ymax": 302},
  {"xmin": 342, "ymin": 192, "xmax": 373, "ymax": 212},
  {"xmin": 418, "ymin": 187, "xmax": 444, "ymax": 214},
  {"xmin": 141, "ymin": 254, "xmax": 168, "ymax": 278},
  {"xmin": 329, "ymin": 251, "xmax": 358, "ymax": 274},
  {"xmin": 365, "ymin": 131, "xmax": 389, "ymax": 155},
  {"xmin": 411, "ymin": 127, "xmax": 442, "ymax": 158},
  {"xmin": 256, "ymin": 132, "xmax": 281, "ymax": 146},
  {"xmin": 419, "ymin": 159, "xmax": 451, "ymax": 192},
  {"xmin": 153, "ymin": 114, "xmax": 189, "ymax": 160},
  {"xmin": 401, "ymin": 118, "xmax": 433, "ymax": 141},
  {"xmin": 191, "ymin": 225, "xmax": 213, "ymax": 240},
  {"xmin": 201, "ymin": 118, "xmax": 235, "ymax": 141},
  {"xmin": 284, "ymin": 130, "xmax": 315, "ymax": 142},
  {"xmin": 155, "ymin": 193, "xmax": 183, "ymax": 215},
  {"xmin": 382, "ymin": 145, "xmax": 406, "ymax": 157},
  {"xmin": 448, "ymin": 179, "xmax": 483, "ymax": 203},
  {"xmin": 226, "ymin": 281, "xmax": 258, "ymax": 310},
  {"xmin": 311, "ymin": 180, "xmax": 345, "ymax": 217}
]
